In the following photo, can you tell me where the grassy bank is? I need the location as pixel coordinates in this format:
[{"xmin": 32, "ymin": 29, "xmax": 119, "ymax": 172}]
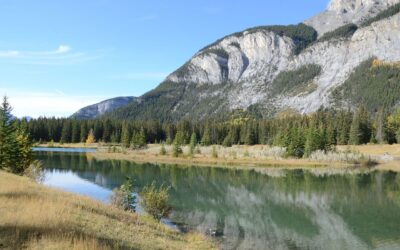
[
  {"xmin": 93, "ymin": 144, "xmax": 357, "ymax": 169},
  {"xmin": 0, "ymin": 171, "xmax": 214, "ymax": 250},
  {"xmin": 37, "ymin": 143, "xmax": 392, "ymax": 169}
]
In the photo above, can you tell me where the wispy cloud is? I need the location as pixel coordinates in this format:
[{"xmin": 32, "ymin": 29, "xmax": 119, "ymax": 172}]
[
  {"xmin": 0, "ymin": 45, "xmax": 104, "ymax": 65},
  {"xmin": 0, "ymin": 88, "xmax": 108, "ymax": 118}
]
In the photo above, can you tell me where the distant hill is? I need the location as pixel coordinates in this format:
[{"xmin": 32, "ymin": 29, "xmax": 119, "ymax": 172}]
[{"xmin": 71, "ymin": 96, "xmax": 136, "ymax": 119}]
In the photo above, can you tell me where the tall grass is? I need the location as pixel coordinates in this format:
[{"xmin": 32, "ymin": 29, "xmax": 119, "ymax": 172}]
[{"xmin": 0, "ymin": 171, "xmax": 214, "ymax": 250}]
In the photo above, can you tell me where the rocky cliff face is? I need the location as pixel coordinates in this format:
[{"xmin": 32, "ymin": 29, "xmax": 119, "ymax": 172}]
[
  {"xmin": 72, "ymin": 96, "xmax": 136, "ymax": 119},
  {"xmin": 305, "ymin": 0, "xmax": 399, "ymax": 36},
  {"xmin": 107, "ymin": 0, "xmax": 400, "ymax": 121}
]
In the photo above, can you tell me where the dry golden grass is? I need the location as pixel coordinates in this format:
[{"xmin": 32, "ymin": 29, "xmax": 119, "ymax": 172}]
[
  {"xmin": 93, "ymin": 144, "xmax": 328, "ymax": 169},
  {"xmin": 337, "ymin": 144, "xmax": 400, "ymax": 157},
  {"xmin": 0, "ymin": 171, "xmax": 214, "ymax": 250},
  {"xmin": 37, "ymin": 142, "xmax": 99, "ymax": 148}
]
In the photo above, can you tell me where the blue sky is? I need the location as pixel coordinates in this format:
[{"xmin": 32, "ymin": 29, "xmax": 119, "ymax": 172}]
[{"xmin": 0, "ymin": 0, "xmax": 329, "ymax": 117}]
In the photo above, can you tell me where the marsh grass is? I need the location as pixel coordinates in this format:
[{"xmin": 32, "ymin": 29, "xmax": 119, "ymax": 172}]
[{"xmin": 0, "ymin": 171, "xmax": 214, "ymax": 250}]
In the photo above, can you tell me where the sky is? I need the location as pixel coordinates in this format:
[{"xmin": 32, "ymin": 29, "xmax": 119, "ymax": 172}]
[{"xmin": 0, "ymin": 0, "xmax": 329, "ymax": 118}]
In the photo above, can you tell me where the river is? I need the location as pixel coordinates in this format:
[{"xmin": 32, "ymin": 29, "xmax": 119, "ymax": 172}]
[{"xmin": 35, "ymin": 149, "xmax": 400, "ymax": 250}]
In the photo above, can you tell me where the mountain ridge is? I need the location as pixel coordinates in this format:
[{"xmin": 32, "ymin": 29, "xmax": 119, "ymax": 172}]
[{"xmin": 79, "ymin": 0, "xmax": 400, "ymax": 121}]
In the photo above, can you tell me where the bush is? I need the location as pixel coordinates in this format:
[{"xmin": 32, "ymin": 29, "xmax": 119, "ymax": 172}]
[
  {"xmin": 160, "ymin": 144, "xmax": 167, "ymax": 155},
  {"xmin": 140, "ymin": 182, "xmax": 171, "ymax": 221},
  {"xmin": 110, "ymin": 178, "xmax": 136, "ymax": 212},
  {"xmin": 24, "ymin": 160, "xmax": 45, "ymax": 183},
  {"xmin": 309, "ymin": 150, "xmax": 378, "ymax": 166},
  {"xmin": 212, "ymin": 146, "xmax": 218, "ymax": 158}
]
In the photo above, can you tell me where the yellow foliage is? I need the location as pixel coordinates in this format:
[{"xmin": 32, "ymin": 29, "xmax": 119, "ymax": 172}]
[
  {"xmin": 86, "ymin": 129, "xmax": 96, "ymax": 144},
  {"xmin": 371, "ymin": 59, "xmax": 400, "ymax": 69}
]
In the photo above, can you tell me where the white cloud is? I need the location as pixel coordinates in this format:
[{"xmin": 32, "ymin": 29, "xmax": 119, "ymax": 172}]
[
  {"xmin": 0, "ymin": 88, "xmax": 108, "ymax": 118},
  {"xmin": 0, "ymin": 45, "xmax": 102, "ymax": 65}
]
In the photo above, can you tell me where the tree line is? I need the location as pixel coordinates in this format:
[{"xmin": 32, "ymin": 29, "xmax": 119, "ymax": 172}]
[{"xmin": 24, "ymin": 106, "xmax": 400, "ymax": 158}]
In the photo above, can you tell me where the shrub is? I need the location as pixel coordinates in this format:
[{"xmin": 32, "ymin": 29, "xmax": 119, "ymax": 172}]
[
  {"xmin": 24, "ymin": 160, "xmax": 45, "ymax": 183},
  {"xmin": 160, "ymin": 144, "xmax": 167, "ymax": 155},
  {"xmin": 309, "ymin": 150, "xmax": 378, "ymax": 166},
  {"xmin": 140, "ymin": 182, "xmax": 171, "ymax": 221},
  {"xmin": 110, "ymin": 178, "xmax": 136, "ymax": 212},
  {"xmin": 212, "ymin": 146, "xmax": 218, "ymax": 158}
]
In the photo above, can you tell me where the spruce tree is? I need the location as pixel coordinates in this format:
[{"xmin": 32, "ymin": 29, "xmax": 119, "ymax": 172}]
[
  {"xmin": 0, "ymin": 97, "xmax": 19, "ymax": 171},
  {"xmin": 0, "ymin": 97, "xmax": 32, "ymax": 173},
  {"xmin": 60, "ymin": 120, "xmax": 72, "ymax": 143},
  {"xmin": 201, "ymin": 124, "xmax": 212, "ymax": 146},
  {"xmin": 189, "ymin": 132, "xmax": 197, "ymax": 155},
  {"xmin": 349, "ymin": 113, "xmax": 362, "ymax": 145},
  {"xmin": 121, "ymin": 124, "xmax": 131, "ymax": 148}
]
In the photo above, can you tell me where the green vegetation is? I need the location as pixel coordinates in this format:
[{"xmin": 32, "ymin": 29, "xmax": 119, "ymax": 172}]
[
  {"xmin": 201, "ymin": 23, "xmax": 317, "ymax": 55},
  {"xmin": 318, "ymin": 23, "xmax": 358, "ymax": 42},
  {"xmin": 201, "ymin": 48, "xmax": 229, "ymax": 58},
  {"xmin": 131, "ymin": 127, "xmax": 147, "ymax": 149},
  {"xmin": 360, "ymin": 3, "xmax": 400, "ymax": 27},
  {"xmin": 0, "ymin": 97, "xmax": 33, "ymax": 174},
  {"xmin": 270, "ymin": 64, "xmax": 322, "ymax": 96},
  {"xmin": 140, "ymin": 182, "xmax": 171, "ymax": 221},
  {"xmin": 110, "ymin": 177, "xmax": 136, "ymax": 212},
  {"xmin": 331, "ymin": 58, "xmax": 400, "ymax": 112}
]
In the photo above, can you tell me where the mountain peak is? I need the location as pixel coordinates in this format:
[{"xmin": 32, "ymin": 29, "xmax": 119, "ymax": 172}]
[{"xmin": 305, "ymin": 0, "xmax": 400, "ymax": 36}]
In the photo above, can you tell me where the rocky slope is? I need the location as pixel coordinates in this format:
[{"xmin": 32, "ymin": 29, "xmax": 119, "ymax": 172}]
[
  {"xmin": 72, "ymin": 96, "xmax": 136, "ymax": 119},
  {"xmin": 107, "ymin": 0, "xmax": 400, "ymax": 121}
]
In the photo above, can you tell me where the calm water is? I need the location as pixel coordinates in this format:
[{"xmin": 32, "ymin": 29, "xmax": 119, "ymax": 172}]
[{"xmin": 35, "ymin": 150, "xmax": 400, "ymax": 250}]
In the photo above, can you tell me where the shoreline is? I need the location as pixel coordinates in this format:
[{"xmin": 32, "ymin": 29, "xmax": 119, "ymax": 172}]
[
  {"xmin": 36, "ymin": 143, "xmax": 400, "ymax": 172},
  {"xmin": 0, "ymin": 171, "xmax": 214, "ymax": 249}
]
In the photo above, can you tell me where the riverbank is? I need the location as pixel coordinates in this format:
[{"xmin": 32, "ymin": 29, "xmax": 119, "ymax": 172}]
[
  {"xmin": 37, "ymin": 143, "xmax": 400, "ymax": 170},
  {"xmin": 0, "ymin": 171, "xmax": 214, "ymax": 250},
  {"xmin": 92, "ymin": 144, "xmax": 377, "ymax": 170}
]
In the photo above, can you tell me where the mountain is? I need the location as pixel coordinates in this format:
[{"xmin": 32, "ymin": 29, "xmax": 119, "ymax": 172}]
[
  {"xmin": 108, "ymin": 0, "xmax": 400, "ymax": 121},
  {"xmin": 72, "ymin": 96, "xmax": 136, "ymax": 119}
]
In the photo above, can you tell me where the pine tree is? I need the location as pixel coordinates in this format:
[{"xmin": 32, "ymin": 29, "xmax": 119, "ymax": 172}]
[
  {"xmin": 60, "ymin": 120, "xmax": 72, "ymax": 143},
  {"xmin": 201, "ymin": 124, "xmax": 212, "ymax": 146},
  {"xmin": 349, "ymin": 112, "xmax": 362, "ymax": 145},
  {"xmin": 80, "ymin": 123, "xmax": 88, "ymax": 143},
  {"xmin": 71, "ymin": 121, "xmax": 80, "ymax": 143},
  {"xmin": 173, "ymin": 135, "xmax": 183, "ymax": 157},
  {"xmin": 0, "ymin": 97, "xmax": 32, "ymax": 173},
  {"xmin": 0, "ymin": 97, "xmax": 18, "ymax": 171},
  {"xmin": 131, "ymin": 127, "xmax": 147, "ymax": 149},
  {"xmin": 121, "ymin": 124, "xmax": 131, "ymax": 148},
  {"xmin": 189, "ymin": 132, "xmax": 197, "ymax": 155}
]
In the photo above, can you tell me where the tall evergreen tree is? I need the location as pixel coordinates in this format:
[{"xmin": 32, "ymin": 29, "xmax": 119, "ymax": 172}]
[{"xmin": 201, "ymin": 124, "xmax": 212, "ymax": 146}]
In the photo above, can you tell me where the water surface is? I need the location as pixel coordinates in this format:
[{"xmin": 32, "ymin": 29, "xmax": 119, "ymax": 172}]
[{"xmin": 35, "ymin": 150, "xmax": 400, "ymax": 250}]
